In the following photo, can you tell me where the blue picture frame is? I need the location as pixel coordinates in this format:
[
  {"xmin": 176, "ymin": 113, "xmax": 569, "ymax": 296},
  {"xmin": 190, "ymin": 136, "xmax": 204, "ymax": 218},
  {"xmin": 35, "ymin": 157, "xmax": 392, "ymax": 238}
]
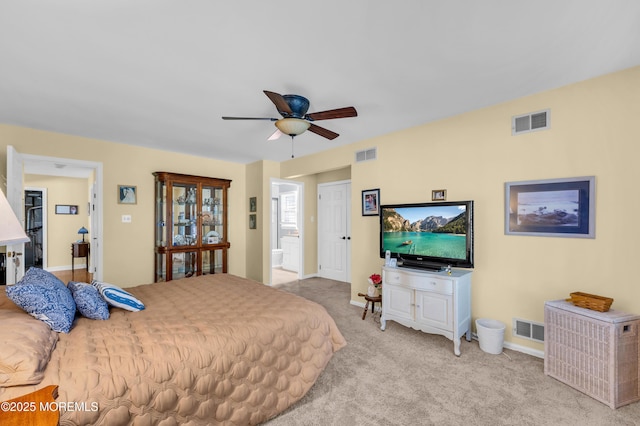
[{"xmin": 505, "ymin": 176, "xmax": 595, "ymax": 238}]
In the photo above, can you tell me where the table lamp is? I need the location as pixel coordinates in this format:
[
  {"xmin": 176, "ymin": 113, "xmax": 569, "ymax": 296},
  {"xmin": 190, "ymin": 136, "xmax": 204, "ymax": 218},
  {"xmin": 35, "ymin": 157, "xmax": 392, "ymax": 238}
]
[
  {"xmin": 78, "ymin": 226, "xmax": 89, "ymax": 242},
  {"xmin": 0, "ymin": 189, "xmax": 29, "ymax": 246},
  {"xmin": 0, "ymin": 189, "xmax": 30, "ymax": 285}
]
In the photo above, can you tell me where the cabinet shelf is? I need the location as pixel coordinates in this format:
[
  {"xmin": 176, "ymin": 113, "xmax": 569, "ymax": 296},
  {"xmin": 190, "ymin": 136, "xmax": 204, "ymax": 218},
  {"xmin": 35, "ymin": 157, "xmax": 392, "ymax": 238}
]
[{"xmin": 154, "ymin": 171, "xmax": 231, "ymax": 282}]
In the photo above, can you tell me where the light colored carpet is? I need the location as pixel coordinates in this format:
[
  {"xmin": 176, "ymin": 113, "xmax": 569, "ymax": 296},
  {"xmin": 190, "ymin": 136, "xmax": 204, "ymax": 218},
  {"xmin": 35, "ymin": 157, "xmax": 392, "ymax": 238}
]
[{"xmin": 266, "ymin": 277, "xmax": 640, "ymax": 426}]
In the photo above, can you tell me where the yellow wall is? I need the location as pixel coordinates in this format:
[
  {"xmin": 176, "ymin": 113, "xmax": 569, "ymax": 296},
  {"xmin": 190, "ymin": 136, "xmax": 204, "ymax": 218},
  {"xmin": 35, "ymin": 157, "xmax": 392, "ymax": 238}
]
[
  {"xmin": 245, "ymin": 160, "xmax": 263, "ymax": 282},
  {"xmin": 0, "ymin": 127, "xmax": 247, "ymax": 286},
  {"xmin": 24, "ymin": 175, "xmax": 91, "ymax": 269},
  {"xmin": 280, "ymin": 65, "xmax": 640, "ymax": 352},
  {"xmin": 3, "ymin": 65, "xmax": 639, "ymax": 353}
]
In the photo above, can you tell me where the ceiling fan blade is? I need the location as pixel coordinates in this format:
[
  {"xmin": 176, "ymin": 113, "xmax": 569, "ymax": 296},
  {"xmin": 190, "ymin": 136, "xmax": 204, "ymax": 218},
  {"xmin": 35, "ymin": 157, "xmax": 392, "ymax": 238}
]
[
  {"xmin": 267, "ymin": 129, "xmax": 283, "ymax": 141},
  {"xmin": 306, "ymin": 106, "xmax": 357, "ymax": 121},
  {"xmin": 222, "ymin": 116, "xmax": 277, "ymax": 121},
  {"xmin": 308, "ymin": 123, "xmax": 339, "ymax": 140},
  {"xmin": 263, "ymin": 91, "xmax": 292, "ymax": 115}
]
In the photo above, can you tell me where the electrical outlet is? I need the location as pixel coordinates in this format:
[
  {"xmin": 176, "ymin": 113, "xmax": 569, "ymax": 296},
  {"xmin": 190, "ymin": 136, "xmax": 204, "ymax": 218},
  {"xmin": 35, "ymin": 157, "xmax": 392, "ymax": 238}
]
[{"xmin": 122, "ymin": 215, "xmax": 132, "ymax": 223}]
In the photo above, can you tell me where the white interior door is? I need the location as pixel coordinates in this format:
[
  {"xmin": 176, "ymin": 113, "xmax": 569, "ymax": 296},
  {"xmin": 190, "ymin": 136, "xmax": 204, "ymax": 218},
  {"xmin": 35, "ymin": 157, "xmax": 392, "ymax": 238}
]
[
  {"xmin": 318, "ymin": 181, "xmax": 351, "ymax": 282},
  {"xmin": 6, "ymin": 145, "xmax": 26, "ymax": 283},
  {"xmin": 90, "ymin": 181, "xmax": 99, "ymax": 275}
]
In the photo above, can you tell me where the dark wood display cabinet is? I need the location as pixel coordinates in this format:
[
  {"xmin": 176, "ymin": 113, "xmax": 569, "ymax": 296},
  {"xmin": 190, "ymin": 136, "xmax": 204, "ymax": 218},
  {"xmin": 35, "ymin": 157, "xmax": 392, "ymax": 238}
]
[{"xmin": 153, "ymin": 172, "xmax": 231, "ymax": 282}]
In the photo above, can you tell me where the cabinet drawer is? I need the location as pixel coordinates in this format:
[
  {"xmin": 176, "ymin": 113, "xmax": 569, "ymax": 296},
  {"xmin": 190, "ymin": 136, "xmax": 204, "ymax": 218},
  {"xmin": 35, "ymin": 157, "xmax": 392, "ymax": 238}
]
[
  {"xmin": 384, "ymin": 271, "xmax": 453, "ymax": 295},
  {"xmin": 415, "ymin": 277, "xmax": 453, "ymax": 295}
]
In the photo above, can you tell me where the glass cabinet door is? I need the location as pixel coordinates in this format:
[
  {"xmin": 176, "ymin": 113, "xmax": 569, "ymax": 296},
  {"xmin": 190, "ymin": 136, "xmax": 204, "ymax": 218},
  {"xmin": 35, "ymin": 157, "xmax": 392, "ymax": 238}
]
[
  {"xmin": 201, "ymin": 185, "xmax": 224, "ymax": 245},
  {"xmin": 155, "ymin": 252, "xmax": 167, "ymax": 282},
  {"xmin": 155, "ymin": 179, "xmax": 167, "ymax": 248},
  {"xmin": 202, "ymin": 249, "xmax": 224, "ymax": 275},
  {"xmin": 172, "ymin": 183, "xmax": 198, "ymax": 247},
  {"xmin": 172, "ymin": 251, "xmax": 198, "ymax": 279}
]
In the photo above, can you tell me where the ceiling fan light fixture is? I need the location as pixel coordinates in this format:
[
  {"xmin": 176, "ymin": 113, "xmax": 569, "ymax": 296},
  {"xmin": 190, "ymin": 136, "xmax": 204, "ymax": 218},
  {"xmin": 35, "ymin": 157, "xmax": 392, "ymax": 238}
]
[{"xmin": 275, "ymin": 118, "xmax": 310, "ymax": 136}]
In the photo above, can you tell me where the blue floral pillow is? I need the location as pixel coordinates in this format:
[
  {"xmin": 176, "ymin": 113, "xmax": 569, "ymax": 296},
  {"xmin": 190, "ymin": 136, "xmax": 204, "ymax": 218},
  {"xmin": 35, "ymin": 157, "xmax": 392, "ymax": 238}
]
[
  {"xmin": 6, "ymin": 268, "xmax": 76, "ymax": 333},
  {"xmin": 67, "ymin": 281, "xmax": 110, "ymax": 320}
]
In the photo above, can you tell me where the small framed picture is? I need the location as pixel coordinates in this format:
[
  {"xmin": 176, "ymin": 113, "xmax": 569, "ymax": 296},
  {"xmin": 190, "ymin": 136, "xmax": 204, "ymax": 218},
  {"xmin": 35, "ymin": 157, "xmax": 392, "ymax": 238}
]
[
  {"xmin": 55, "ymin": 205, "xmax": 79, "ymax": 215},
  {"xmin": 118, "ymin": 185, "xmax": 137, "ymax": 204},
  {"xmin": 249, "ymin": 197, "xmax": 257, "ymax": 212},
  {"xmin": 362, "ymin": 188, "xmax": 380, "ymax": 216},
  {"xmin": 432, "ymin": 189, "xmax": 447, "ymax": 201},
  {"xmin": 249, "ymin": 214, "xmax": 257, "ymax": 229}
]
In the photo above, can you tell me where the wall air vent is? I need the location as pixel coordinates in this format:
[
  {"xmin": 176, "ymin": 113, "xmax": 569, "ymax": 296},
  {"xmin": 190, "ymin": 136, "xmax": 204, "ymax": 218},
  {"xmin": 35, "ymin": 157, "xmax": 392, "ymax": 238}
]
[
  {"xmin": 355, "ymin": 147, "xmax": 377, "ymax": 163},
  {"xmin": 512, "ymin": 109, "xmax": 550, "ymax": 135},
  {"xmin": 513, "ymin": 318, "xmax": 544, "ymax": 343}
]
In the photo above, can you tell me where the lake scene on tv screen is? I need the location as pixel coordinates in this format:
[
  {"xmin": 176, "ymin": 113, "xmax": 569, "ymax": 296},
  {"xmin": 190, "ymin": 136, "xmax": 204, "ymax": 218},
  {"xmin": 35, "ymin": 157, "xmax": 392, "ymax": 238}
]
[{"xmin": 382, "ymin": 205, "xmax": 467, "ymax": 260}]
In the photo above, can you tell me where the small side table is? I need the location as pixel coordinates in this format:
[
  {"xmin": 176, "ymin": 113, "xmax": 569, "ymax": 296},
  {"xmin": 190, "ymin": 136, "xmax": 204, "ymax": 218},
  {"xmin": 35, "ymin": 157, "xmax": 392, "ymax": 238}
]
[
  {"xmin": 357, "ymin": 293, "xmax": 382, "ymax": 320},
  {"xmin": 71, "ymin": 242, "xmax": 90, "ymax": 279}
]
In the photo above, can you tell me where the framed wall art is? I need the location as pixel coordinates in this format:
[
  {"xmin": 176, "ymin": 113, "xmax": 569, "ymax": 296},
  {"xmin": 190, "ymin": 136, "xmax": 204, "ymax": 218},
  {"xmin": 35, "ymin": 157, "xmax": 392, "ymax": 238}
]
[
  {"xmin": 118, "ymin": 185, "xmax": 137, "ymax": 204},
  {"xmin": 362, "ymin": 188, "xmax": 380, "ymax": 216},
  {"xmin": 505, "ymin": 176, "xmax": 595, "ymax": 238},
  {"xmin": 55, "ymin": 205, "xmax": 78, "ymax": 215},
  {"xmin": 432, "ymin": 189, "xmax": 447, "ymax": 201}
]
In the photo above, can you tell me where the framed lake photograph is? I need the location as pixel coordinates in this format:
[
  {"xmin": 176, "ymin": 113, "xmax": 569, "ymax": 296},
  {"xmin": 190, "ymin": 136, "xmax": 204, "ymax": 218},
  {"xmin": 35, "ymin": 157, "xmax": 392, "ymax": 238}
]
[{"xmin": 505, "ymin": 176, "xmax": 595, "ymax": 238}]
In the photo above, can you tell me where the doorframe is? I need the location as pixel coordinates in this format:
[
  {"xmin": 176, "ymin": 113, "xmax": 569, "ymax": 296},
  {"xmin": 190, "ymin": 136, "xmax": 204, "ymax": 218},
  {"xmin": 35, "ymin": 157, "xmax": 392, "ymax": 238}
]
[
  {"xmin": 24, "ymin": 186, "xmax": 48, "ymax": 270},
  {"xmin": 269, "ymin": 178, "xmax": 304, "ymax": 285},
  {"xmin": 9, "ymin": 147, "xmax": 103, "ymax": 281}
]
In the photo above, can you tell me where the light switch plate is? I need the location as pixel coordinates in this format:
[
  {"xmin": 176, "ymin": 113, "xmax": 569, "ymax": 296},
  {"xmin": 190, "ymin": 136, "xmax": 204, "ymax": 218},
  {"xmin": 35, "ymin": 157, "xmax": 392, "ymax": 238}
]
[{"xmin": 122, "ymin": 215, "xmax": 132, "ymax": 223}]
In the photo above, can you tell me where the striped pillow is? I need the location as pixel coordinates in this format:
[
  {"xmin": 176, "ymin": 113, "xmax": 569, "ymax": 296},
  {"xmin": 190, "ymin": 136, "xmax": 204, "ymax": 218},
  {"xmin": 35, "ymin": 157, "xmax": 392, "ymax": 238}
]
[{"xmin": 91, "ymin": 280, "xmax": 145, "ymax": 312}]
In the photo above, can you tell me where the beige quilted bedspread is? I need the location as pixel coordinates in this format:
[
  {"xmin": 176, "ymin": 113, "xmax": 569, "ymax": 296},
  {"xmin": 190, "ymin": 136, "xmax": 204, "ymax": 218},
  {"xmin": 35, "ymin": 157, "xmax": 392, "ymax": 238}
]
[{"xmin": 1, "ymin": 274, "xmax": 346, "ymax": 425}]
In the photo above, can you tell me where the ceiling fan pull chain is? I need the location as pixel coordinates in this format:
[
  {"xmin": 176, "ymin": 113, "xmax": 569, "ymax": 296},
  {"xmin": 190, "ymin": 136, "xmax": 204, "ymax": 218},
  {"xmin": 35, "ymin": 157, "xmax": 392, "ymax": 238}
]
[{"xmin": 291, "ymin": 136, "xmax": 295, "ymax": 158}]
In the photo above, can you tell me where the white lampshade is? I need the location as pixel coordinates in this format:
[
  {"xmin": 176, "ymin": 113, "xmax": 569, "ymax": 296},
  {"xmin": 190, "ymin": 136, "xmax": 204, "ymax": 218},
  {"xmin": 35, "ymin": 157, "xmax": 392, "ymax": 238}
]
[
  {"xmin": 274, "ymin": 118, "xmax": 310, "ymax": 136},
  {"xmin": 0, "ymin": 188, "xmax": 29, "ymax": 246}
]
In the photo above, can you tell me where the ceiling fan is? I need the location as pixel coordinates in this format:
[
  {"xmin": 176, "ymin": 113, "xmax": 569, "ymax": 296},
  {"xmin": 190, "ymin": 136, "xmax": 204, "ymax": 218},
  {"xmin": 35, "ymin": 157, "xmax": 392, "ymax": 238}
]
[{"xmin": 222, "ymin": 90, "xmax": 357, "ymax": 156}]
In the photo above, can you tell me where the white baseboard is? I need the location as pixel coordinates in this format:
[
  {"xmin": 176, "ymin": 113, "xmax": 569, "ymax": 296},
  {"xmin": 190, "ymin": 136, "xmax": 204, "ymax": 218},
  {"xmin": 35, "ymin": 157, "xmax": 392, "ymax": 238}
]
[
  {"xmin": 45, "ymin": 264, "xmax": 86, "ymax": 272},
  {"xmin": 353, "ymin": 297, "xmax": 545, "ymax": 359}
]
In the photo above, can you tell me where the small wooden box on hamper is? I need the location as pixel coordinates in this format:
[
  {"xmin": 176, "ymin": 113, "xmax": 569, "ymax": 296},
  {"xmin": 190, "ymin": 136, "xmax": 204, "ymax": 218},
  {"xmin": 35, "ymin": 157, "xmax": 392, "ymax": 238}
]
[{"xmin": 544, "ymin": 300, "xmax": 640, "ymax": 409}]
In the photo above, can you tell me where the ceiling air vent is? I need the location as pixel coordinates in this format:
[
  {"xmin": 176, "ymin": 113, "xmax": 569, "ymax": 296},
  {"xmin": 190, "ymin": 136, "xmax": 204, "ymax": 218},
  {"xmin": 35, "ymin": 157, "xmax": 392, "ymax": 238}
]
[
  {"xmin": 355, "ymin": 147, "xmax": 377, "ymax": 163},
  {"xmin": 513, "ymin": 318, "xmax": 544, "ymax": 343},
  {"xmin": 512, "ymin": 109, "xmax": 550, "ymax": 135}
]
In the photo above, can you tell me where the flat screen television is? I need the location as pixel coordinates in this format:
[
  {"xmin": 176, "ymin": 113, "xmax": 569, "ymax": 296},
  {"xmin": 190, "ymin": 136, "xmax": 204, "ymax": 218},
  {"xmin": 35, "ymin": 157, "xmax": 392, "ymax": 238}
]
[{"xmin": 380, "ymin": 200, "xmax": 474, "ymax": 270}]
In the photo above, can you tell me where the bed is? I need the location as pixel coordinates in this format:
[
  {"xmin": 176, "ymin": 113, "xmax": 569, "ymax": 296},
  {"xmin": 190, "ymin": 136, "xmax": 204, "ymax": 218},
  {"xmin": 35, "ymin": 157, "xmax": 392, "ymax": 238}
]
[{"xmin": 0, "ymin": 272, "xmax": 346, "ymax": 425}]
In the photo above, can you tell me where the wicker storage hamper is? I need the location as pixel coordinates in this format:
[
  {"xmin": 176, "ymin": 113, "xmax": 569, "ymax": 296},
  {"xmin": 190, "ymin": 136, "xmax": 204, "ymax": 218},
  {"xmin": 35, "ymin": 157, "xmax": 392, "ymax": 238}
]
[{"xmin": 544, "ymin": 300, "xmax": 640, "ymax": 409}]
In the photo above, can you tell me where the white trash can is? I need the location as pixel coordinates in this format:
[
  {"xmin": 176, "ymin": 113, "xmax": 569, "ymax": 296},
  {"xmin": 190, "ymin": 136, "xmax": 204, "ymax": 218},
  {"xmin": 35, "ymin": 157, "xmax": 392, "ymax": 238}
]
[{"xmin": 476, "ymin": 319, "xmax": 505, "ymax": 354}]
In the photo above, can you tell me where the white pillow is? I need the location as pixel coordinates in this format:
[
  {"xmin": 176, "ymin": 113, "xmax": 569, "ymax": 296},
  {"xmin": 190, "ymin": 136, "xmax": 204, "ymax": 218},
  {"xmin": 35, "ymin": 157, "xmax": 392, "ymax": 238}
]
[
  {"xmin": 0, "ymin": 307, "xmax": 58, "ymax": 387},
  {"xmin": 91, "ymin": 281, "xmax": 145, "ymax": 312}
]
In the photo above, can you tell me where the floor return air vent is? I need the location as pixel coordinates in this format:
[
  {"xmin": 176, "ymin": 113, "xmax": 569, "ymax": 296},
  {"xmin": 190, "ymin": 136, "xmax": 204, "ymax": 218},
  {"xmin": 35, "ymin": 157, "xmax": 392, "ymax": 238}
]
[{"xmin": 513, "ymin": 318, "xmax": 544, "ymax": 343}]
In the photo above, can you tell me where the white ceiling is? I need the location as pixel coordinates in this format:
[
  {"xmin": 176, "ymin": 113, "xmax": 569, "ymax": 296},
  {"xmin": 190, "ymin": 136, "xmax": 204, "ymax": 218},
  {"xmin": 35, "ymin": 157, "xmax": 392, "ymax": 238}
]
[{"xmin": 1, "ymin": 1, "xmax": 640, "ymax": 164}]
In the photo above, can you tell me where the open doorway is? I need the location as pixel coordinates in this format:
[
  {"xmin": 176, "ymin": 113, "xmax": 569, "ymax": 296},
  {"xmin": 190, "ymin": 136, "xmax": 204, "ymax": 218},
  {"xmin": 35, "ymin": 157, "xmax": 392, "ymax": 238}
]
[
  {"xmin": 24, "ymin": 188, "xmax": 46, "ymax": 270},
  {"xmin": 270, "ymin": 179, "xmax": 304, "ymax": 285},
  {"xmin": 5, "ymin": 146, "xmax": 103, "ymax": 283}
]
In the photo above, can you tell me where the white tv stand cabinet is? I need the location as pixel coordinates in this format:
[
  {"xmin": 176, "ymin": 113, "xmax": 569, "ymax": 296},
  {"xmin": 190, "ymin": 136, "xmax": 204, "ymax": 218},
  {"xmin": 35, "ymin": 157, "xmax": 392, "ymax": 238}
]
[{"xmin": 381, "ymin": 266, "xmax": 472, "ymax": 356}]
